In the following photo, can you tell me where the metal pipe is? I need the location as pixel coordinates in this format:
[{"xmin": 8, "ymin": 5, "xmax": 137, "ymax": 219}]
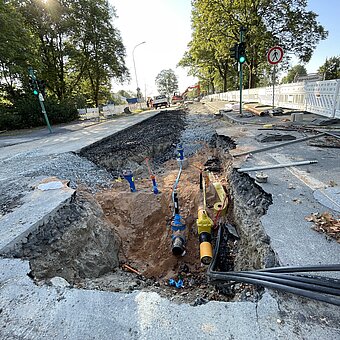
[
  {"xmin": 324, "ymin": 131, "xmax": 340, "ymax": 140},
  {"xmin": 237, "ymin": 160, "xmax": 318, "ymax": 173},
  {"xmin": 233, "ymin": 133, "xmax": 326, "ymax": 157}
]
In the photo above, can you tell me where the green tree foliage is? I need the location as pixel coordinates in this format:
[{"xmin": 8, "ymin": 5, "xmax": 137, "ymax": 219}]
[
  {"xmin": 318, "ymin": 56, "xmax": 340, "ymax": 80},
  {"xmin": 180, "ymin": 0, "xmax": 327, "ymax": 92},
  {"xmin": 281, "ymin": 64, "xmax": 307, "ymax": 83},
  {"xmin": 68, "ymin": 0, "xmax": 128, "ymax": 106},
  {"xmin": 15, "ymin": 0, "xmax": 73, "ymax": 100},
  {"xmin": 155, "ymin": 69, "xmax": 179, "ymax": 98},
  {"xmin": 14, "ymin": 0, "xmax": 128, "ymax": 105},
  {"xmin": 0, "ymin": 1, "xmax": 38, "ymax": 100},
  {"xmin": 0, "ymin": 0, "xmax": 129, "ymax": 130},
  {"xmin": 117, "ymin": 90, "xmax": 136, "ymax": 99}
]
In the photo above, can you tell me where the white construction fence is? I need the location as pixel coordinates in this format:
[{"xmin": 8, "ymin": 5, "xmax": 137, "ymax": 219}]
[
  {"xmin": 78, "ymin": 103, "xmax": 147, "ymax": 121},
  {"xmin": 204, "ymin": 79, "xmax": 340, "ymax": 119}
]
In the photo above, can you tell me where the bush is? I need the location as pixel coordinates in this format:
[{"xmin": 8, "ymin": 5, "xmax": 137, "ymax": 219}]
[{"xmin": 0, "ymin": 96, "xmax": 79, "ymax": 131}]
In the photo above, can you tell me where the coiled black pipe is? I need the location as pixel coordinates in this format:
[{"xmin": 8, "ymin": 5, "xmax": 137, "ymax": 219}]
[{"xmin": 207, "ymin": 225, "xmax": 340, "ymax": 306}]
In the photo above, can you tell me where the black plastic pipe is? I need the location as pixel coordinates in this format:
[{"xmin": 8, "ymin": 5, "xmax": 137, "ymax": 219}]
[
  {"xmin": 210, "ymin": 271, "xmax": 340, "ymax": 296},
  {"xmin": 258, "ymin": 264, "xmax": 340, "ymax": 273},
  {"xmin": 173, "ymin": 192, "xmax": 180, "ymax": 215},
  {"xmin": 207, "ymin": 225, "xmax": 340, "ymax": 305},
  {"xmin": 208, "ymin": 272, "xmax": 340, "ymax": 306},
  {"xmin": 241, "ymin": 271, "xmax": 340, "ymax": 290}
]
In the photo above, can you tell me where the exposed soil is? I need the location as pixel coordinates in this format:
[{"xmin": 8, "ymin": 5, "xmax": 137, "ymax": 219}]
[{"xmin": 15, "ymin": 104, "xmax": 276, "ymax": 304}]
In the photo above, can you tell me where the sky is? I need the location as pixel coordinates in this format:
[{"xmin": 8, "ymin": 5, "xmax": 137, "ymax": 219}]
[{"xmin": 110, "ymin": 0, "xmax": 340, "ymax": 96}]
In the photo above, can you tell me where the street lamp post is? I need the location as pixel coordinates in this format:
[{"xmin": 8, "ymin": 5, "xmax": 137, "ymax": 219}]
[{"xmin": 132, "ymin": 41, "xmax": 146, "ymax": 101}]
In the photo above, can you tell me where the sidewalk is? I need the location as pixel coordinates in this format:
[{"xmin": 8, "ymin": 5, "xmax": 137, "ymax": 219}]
[
  {"xmin": 209, "ymin": 100, "xmax": 340, "ymax": 271},
  {"xmin": 0, "ymin": 109, "xmax": 158, "ymax": 149},
  {"xmin": 203, "ymin": 100, "xmax": 340, "ymax": 129}
]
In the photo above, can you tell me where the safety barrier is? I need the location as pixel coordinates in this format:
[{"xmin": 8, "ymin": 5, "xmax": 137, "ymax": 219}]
[
  {"xmin": 205, "ymin": 79, "xmax": 340, "ymax": 118},
  {"xmin": 78, "ymin": 108, "xmax": 99, "ymax": 121},
  {"xmin": 77, "ymin": 103, "xmax": 147, "ymax": 121}
]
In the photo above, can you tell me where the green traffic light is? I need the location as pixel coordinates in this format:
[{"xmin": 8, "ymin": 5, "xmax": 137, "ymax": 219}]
[
  {"xmin": 239, "ymin": 56, "xmax": 246, "ymax": 63},
  {"xmin": 33, "ymin": 89, "xmax": 39, "ymax": 95}
]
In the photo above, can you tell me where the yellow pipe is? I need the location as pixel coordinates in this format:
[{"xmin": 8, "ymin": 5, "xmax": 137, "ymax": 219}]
[
  {"xmin": 200, "ymin": 241, "xmax": 213, "ymax": 265},
  {"xmin": 197, "ymin": 207, "xmax": 214, "ymax": 264}
]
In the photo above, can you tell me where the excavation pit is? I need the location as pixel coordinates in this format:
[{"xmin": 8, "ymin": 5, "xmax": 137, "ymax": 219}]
[{"xmin": 10, "ymin": 108, "xmax": 276, "ymax": 304}]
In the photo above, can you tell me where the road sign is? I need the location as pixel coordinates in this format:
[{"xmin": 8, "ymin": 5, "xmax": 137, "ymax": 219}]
[
  {"xmin": 296, "ymin": 73, "xmax": 323, "ymax": 82},
  {"xmin": 267, "ymin": 46, "xmax": 284, "ymax": 65}
]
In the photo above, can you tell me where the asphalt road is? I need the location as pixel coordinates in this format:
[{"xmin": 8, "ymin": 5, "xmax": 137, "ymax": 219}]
[{"xmin": 0, "ymin": 110, "xmax": 160, "ymax": 159}]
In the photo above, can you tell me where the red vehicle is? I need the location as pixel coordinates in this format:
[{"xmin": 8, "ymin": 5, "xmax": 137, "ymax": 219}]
[{"xmin": 171, "ymin": 84, "xmax": 201, "ymax": 104}]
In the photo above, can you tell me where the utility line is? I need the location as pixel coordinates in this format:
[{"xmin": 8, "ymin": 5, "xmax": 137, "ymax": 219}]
[{"xmin": 207, "ymin": 225, "xmax": 340, "ymax": 306}]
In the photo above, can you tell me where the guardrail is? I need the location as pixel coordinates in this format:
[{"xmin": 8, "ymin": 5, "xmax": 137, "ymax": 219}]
[{"xmin": 204, "ymin": 79, "xmax": 340, "ymax": 118}]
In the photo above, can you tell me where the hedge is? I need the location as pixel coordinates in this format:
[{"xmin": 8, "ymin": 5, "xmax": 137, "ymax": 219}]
[{"xmin": 0, "ymin": 96, "xmax": 79, "ymax": 131}]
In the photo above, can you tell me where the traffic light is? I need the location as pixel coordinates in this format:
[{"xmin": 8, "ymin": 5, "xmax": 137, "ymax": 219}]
[
  {"xmin": 229, "ymin": 43, "xmax": 239, "ymax": 61},
  {"xmin": 29, "ymin": 77, "xmax": 39, "ymax": 96},
  {"xmin": 238, "ymin": 42, "xmax": 246, "ymax": 64}
]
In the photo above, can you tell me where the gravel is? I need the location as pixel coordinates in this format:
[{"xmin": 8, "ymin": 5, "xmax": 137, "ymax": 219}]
[{"xmin": 0, "ymin": 152, "xmax": 115, "ymax": 216}]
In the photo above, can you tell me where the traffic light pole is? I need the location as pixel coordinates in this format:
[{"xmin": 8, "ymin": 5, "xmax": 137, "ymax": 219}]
[
  {"xmin": 28, "ymin": 67, "xmax": 52, "ymax": 133},
  {"xmin": 38, "ymin": 97, "xmax": 52, "ymax": 134},
  {"xmin": 239, "ymin": 28, "xmax": 245, "ymax": 117}
]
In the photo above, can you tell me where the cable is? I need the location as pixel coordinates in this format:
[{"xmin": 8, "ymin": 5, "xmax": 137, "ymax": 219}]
[
  {"xmin": 208, "ymin": 272, "xmax": 340, "ymax": 306},
  {"xmin": 207, "ymin": 224, "xmax": 340, "ymax": 306},
  {"xmin": 209, "ymin": 271, "xmax": 340, "ymax": 296},
  {"xmin": 258, "ymin": 264, "xmax": 340, "ymax": 273},
  {"xmin": 240, "ymin": 271, "xmax": 340, "ymax": 290}
]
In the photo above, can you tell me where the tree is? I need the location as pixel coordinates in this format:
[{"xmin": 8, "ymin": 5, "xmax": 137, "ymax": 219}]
[
  {"xmin": 155, "ymin": 69, "xmax": 178, "ymax": 98},
  {"xmin": 16, "ymin": 0, "xmax": 73, "ymax": 100},
  {"xmin": 69, "ymin": 0, "xmax": 128, "ymax": 106},
  {"xmin": 318, "ymin": 56, "xmax": 340, "ymax": 80},
  {"xmin": 0, "ymin": 1, "xmax": 39, "ymax": 100},
  {"xmin": 13, "ymin": 0, "xmax": 128, "ymax": 106},
  {"xmin": 116, "ymin": 90, "xmax": 136, "ymax": 99},
  {"xmin": 180, "ymin": 0, "xmax": 327, "ymax": 92},
  {"xmin": 281, "ymin": 65, "xmax": 307, "ymax": 83}
]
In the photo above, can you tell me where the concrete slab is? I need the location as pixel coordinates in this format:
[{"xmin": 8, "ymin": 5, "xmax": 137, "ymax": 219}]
[
  {"xmin": 1, "ymin": 258, "xmax": 339, "ymax": 339},
  {"xmin": 0, "ymin": 179, "xmax": 75, "ymax": 255}
]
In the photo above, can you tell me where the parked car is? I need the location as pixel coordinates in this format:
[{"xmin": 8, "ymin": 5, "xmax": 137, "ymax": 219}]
[{"xmin": 153, "ymin": 95, "xmax": 169, "ymax": 109}]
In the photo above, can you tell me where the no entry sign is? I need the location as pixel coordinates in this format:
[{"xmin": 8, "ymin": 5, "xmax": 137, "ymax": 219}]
[{"xmin": 267, "ymin": 46, "xmax": 284, "ymax": 65}]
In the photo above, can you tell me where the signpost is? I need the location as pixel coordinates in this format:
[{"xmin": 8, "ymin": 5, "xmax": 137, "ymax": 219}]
[{"xmin": 267, "ymin": 46, "xmax": 284, "ymax": 109}]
